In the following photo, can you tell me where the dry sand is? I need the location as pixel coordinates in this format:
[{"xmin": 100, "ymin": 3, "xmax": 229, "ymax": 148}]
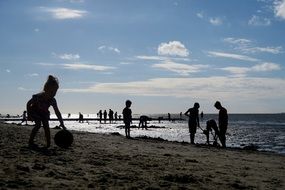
[{"xmin": 0, "ymin": 122, "xmax": 284, "ymax": 189}]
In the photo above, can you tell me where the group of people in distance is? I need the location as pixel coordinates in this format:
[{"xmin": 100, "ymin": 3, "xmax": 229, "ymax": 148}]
[
  {"xmin": 184, "ymin": 102, "xmax": 228, "ymax": 147},
  {"xmin": 26, "ymin": 75, "xmax": 228, "ymax": 149}
]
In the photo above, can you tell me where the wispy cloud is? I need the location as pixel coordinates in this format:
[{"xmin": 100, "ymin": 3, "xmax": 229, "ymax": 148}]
[
  {"xmin": 274, "ymin": 0, "xmax": 285, "ymax": 20},
  {"xmin": 41, "ymin": 7, "xmax": 87, "ymax": 20},
  {"xmin": 56, "ymin": 53, "xmax": 80, "ymax": 60},
  {"xmin": 62, "ymin": 77, "xmax": 285, "ymax": 101},
  {"xmin": 6, "ymin": 69, "xmax": 11, "ymax": 73},
  {"xmin": 221, "ymin": 62, "xmax": 281, "ymax": 76},
  {"xmin": 207, "ymin": 51, "xmax": 260, "ymax": 62},
  {"xmin": 209, "ymin": 17, "xmax": 223, "ymax": 25},
  {"xmin": 37, "ymin": 62, "xmax": 116, "ymax": 71},
  {"xmin": 248, "ymin": 15, "xmax": 271, "ymax": 26},
  {"xmin": 26, "ymin": 73, "xmax": 39, "ymax": 77},
  {"xmin": 152, "ymin": 60, "xmax": 208, "ymax": 76},
  {"xmin": 158, "ymin": 41, "xmax": 189, "ymax": 57},
  {"xmin": 98, "ymin": 46, "xmax": 120, "ymax": 54},
  {"xmin": 223, "ymin": 37, "xmax": 283, "ymax": 54},
  {"xmin": 196, "ymin": 12, "xmax": 204, "ymax": 19},
  {"xmin": 196, "ymin": 11, "xmax": 223, "ymax": 26}
]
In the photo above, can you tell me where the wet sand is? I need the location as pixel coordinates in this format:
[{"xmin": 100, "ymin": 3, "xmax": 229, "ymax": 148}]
[{"xmin": 0, "ymin": 122, "xmax": 284, "ymax": 189}]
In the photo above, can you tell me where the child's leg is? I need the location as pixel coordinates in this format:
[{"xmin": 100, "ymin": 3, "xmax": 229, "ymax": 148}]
[
  {"xmin": 42, "ymin": 120, "xmax": 51, "ymax": 148},
  {"xmin": 29, "ymin": 120, "xmax": 41, "ymax": 145}
]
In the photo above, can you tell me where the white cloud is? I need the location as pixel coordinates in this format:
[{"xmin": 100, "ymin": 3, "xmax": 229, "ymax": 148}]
[
  {"xmin": 209, "ymin": 17, "xmax": 223, "ymax": 25},
  {"xmin": 34, "ymin": 28, "xmax": 40, "ymax": 32},
  {"xmin": 248, "ymin": 15, "xmax": 271, "ymax": 26},
  {"xmin": 274, "ymin": 0, "xmax": 285, "ymax": 20},
  {"xmin": 42, "ymin": 7, "xmax": 87, "ymax": 20},
  {"xmin": 251, "ymin": 62, "xmax": 281, "ymax": 71},
  {"xmin": 207, "ymin": 51, "xmax": 260, "ymax": 62},
  {"xmin": 62, "ymin": 77, "xmax": 285, "ymax": 101},
  {"xmin": 6, "ymin": 69, "xmax": 11, "ymax": 73},
  {"xmin": 62, "ymin": 63, "xmax": 116, "ymax": 71},
  {"xmin": 136, "ymin": 55, "xmax": 190, "ymax": 62},
  {"xmin": 221, "ymin": 62, "xmax": 281, "ymax": 76},
  {"xmin": 58, "ymin": 53, "xmax": 80, "ymax": 60},
  {"xmin": 152, "ymin": 60, "xmax": 208, "ymax": 76},
  {"xmin": 158, "ymin": 41, "xmax": 189, "ymax": 57},
  {"xmin": 98, "ymin": 46, "xmax": 120, "ymax": 54}
]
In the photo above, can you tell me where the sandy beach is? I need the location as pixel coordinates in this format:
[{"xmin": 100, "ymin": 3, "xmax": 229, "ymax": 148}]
[{"xmin": 0, "ymin": 122, "xmax": 284, "ymax": 189}]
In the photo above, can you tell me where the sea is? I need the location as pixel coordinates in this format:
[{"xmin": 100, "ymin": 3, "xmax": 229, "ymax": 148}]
[
  {"xmin": 4, "ymin": 113, "xmax": 285, "ymax": 154},
  {"xmin": 48, "ymin": 113, "xmax": 285, "ymax": 155}
]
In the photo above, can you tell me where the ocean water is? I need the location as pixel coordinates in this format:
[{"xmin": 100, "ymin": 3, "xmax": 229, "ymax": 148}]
[
  {"xmin": 45, "ymin": 113, "xmax": 285, "ymax": 155},
  {"xmin": 5, "ymin": 113, "xmax": 285, "ymax": 154}
]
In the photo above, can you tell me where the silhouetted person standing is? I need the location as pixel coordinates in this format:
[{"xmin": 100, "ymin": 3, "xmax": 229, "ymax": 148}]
[
  {"xmin": 108, "ymin": 109, "xmax": 114, "ymax": 123},
  {"xmin": 168, "ymin": 113, "xmax": 171, "ymax": 121},
  {"xmin": 103, "ymin": 110, "xmax": 107, "ymax": 123},
  {"xmin": 79, "ymin": 112, "xmax": 84, "ymax": 123},
  {"xmin": 184, "ymin": 102, "xmax": 200, "ymax": 144},
  {"xmin": 214, "ymin": 101, "xmax": 228, "ymax": 148},
  {"xmin": 98, "ymin": 110, "xmax": 103, "ymax": 123},
  {"xmin": 122, "ymin": 100, "xmax": 132, "ymax": 138}
]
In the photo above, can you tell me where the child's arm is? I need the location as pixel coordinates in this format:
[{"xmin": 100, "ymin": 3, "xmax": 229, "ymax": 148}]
[{"xmin": 52, "ymin": 99, "xmax": 66, "ymax": 130}]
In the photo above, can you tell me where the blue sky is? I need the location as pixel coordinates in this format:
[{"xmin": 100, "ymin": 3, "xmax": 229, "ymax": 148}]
[{"xmin": 0, "ymin": 0, "xmax": 285, "ymax": 115}]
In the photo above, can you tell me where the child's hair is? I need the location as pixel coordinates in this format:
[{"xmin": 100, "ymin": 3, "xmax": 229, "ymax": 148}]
[{"xmin": 43, "ymin": 75, "xmax": 59, "ymax": 92}]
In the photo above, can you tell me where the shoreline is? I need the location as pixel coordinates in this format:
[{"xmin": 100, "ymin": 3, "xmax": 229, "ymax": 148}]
[{"xmin": 0, "ymin": 122, "xmax": 284, "ymax": 189}]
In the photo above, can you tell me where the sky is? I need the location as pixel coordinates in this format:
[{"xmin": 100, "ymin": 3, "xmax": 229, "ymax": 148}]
[{"xmin": 0, "ymin": 0, "xmax": 285, "ymax": 115}]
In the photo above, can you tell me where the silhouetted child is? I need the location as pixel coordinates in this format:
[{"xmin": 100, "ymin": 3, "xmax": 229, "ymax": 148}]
[
  {"xmin": 122, "ymin": 100, "xmax": 132, "ymax": 138},
  {"xmin": 204, "ymin": 119, "xmax": 219, "ymax": 145},
  {"xmin": 21, "ymin": 110, "xmax": 28, "ymax": 125},
  {"xmin": 27, "ymin": 75, "xmax": 66, "ymax": 148},
  {"xmin": 139, "ymin": 115, "xmax": 151, "ymax": 129}
]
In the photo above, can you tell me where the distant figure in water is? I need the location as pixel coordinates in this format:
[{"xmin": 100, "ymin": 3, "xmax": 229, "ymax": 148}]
[
  {"xmin": 204, "ymin": 119, "xmax": 219, "ymax": 145},
  {"xmin": 168, "ymin": 113, "xmax": 171, "ymax": 121},
  {"xmin": 200, "ymin": 111, "xmax": 204, "ymax": 120},
  {"xmin": 27, "ymin": 75, "xmax": 66, "ymax": 148},
  {"xmin": 139, "ymin": 115, "xmax": 151, "ymax": 129},
  {"xmin": 67, "ymin": 113, "xmax": 71, "ymax": 118},
  {"xmin": 103, "ymin": 110, "xmax": 107, "ymax": 123},
  {"xmin": 98, "ymin": 110, "xmax": 103, "ymax": 123},
  {"xmin": 214, "ymin": 101, "xmax": 228, "ymax": 148},
  {"xmin": 108, "ymin": 109, "xmax": 114, "ymax": 123},
  {"xmin": 122, "ymin": 100, "xmax": 132, "ymax": 138},
  {"xmin": 185, "ymin": 102, "xmax": 200, "ymax": 144},
  {"xmin": 114, "ymin": 112, "xmax": 118, "ymax": 121},
  {"xmin": 158, "ymin": 116, "xmax": 163, "ymax": 123},
  {"xmin": 21, "ymin": 110, "xmax": 28, "ymax": 125},
  {"xmin": 79, "ymin": 112, "xmax": 84, "ymax": 123}
]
